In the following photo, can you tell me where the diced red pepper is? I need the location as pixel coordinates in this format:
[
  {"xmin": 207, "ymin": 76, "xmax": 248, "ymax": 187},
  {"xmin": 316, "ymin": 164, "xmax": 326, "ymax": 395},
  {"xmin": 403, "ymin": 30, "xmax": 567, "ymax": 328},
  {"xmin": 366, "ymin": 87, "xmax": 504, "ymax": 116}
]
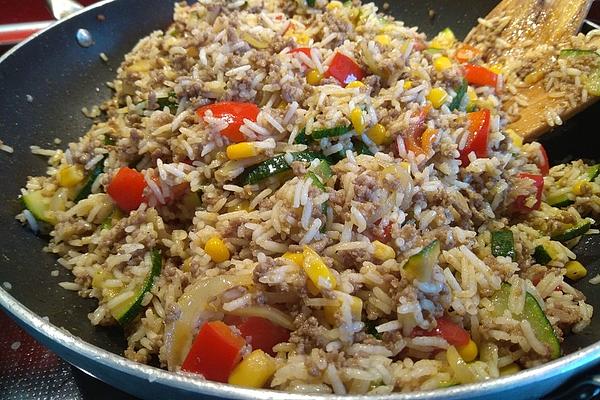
[
  {"xmin": 290, "ymin": 47, "xmax": 312, "ymax": 58},
  {"xmin": 464, "ymin": 64, "xmax": 498, "ymax": 87},
  {"xmin": 534, "ymin": 144, "xmax": 550, "ymax": 176},
  {"xmin": 181, "ymin": 321, "xmax": 246, "ymax": 383},
  {"xmin": 455, "ymin": 45, "xmax": 480, "ymax": 64},
  {"xmin": 196, "ymin": 102, "xmax": 260, "ymax": 143},
  {"xmin": 325, "ymin": 52, "xmax": 365, "ymax": 85},
  {"xmin": 224, "ymin": 316, "xmax": 290, "ymax": 356},
  {"xmin": 412, "ymin": 317, "xmax": 470, "ymax": 347},
  {"xmin": 459, "ymin": 109, "xmax": 491, "ymax": 166},
  {"xmin": 107, "ymin": 167, "xmax": 147, "ymax": 212},
  {"xmin": 513, "ymin": 173, "xmax": 544, "ymax": 213}
]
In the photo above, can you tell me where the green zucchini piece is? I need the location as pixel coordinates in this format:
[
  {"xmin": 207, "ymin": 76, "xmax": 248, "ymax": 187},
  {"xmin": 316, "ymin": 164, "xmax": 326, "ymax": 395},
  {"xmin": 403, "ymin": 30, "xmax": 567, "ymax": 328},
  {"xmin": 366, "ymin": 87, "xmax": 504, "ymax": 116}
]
[
  {"xmin": 533, "ymin": 245, "xmax": 552, "ymax": 265},
  {"xmin": 241, "ymin": 151, "xmax": 323, "ymax": 185},
  {"xmin": 307, "ymin": 171, "xmax": 326, "ymax": 190},
  {"xmin": 157, "ymin": 91, "xmax": 178, "ymax": 113},
  {"xmin": 490, "ymin": 283, "xmax": 560, "ymax": 359},
  {"xmin": 312, "ymin": 160, "xmax": 332, "ymax": 181},
  {"xmin": 110, "ymin": 249, "xmax": 162, "ymax": 325},
  {"xmin": 354, "ymin": 139, "xmax": 374, "ymax": 156},
  {"xmin": 74, "ymin": 157, "xmax": 106, "ymax": 202},
  {"xmin": 588, "ymin": 164, "xmax": 600, "ymax": 181},
  {"xmin": 104, "ymin": 135, "xmax": 116, "ymax": 146},
  {"xmin": 306, "ymin": 0, "xmax": 315, "ymax": 6},
  {"xmin": 294, "ymin": 129, "xmax": 310, "ymax": 145},
  {"xmin": 449, "ymin": 79, "xmax": 468, "ymax": 111},
  {"xmin": 403, "ymin": 240, "xmax": 440, "ymax": 282},
  {"xmin": 311, "ymin": 125, "xmax": 352, "ymax": 140},
  {"xmin": 491, "ymin": 229, "xmax": 515, "ymax": 260},
  {"xmin": 100, "ymin": 208, "xmax": 123, "ymax": 230},
  {"xmin": 22, "ymin": 190, "xmax": 55, "ymax": 224},
  {"xmin": 559, "ymin": 49, "xmax": 599, "ymax": 58},
  {"xmin": 551, "ymin": 220, "xmax": 591, "ymax": 242},
  {"xmin": 586, "ymin": 68, "xmax": 600, "ymax": 96},
  {"xmin": 546, "ymin": 192, "xmax": 575, "ymax": 208},
  {"xmin": 364, "ymin": 320, "xmax": 382, "ymax": 339}
]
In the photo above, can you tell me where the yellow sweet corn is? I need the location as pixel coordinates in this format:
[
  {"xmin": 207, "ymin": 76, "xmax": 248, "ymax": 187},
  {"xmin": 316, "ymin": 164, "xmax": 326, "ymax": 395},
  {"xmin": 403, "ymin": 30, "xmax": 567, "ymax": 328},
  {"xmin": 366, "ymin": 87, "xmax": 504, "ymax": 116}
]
[
  {"xmin": 56, "ymin": 165, "xmax": 84, "ymax": 187},
  {"xmin": 204, "ymin": 236, "xmax": 230, "ymax": 263},
  {"xmin": 303, "ymin": 245, "xmax": 337, "ymax": 291},
  {"xmin": 524, "ymin": 70, "xmax": 545, "ymax": 85},
  {"xmin": 565, "ymin": 260, "xmax": 587, "ymax": 281},
  {"xmin": 350, "ymin": 107, "xmax": 366, "ymax": 134},
  {"xmin": 307, "ymin": 69, "xmax": 323, "ymax": 85},
  {"xmin": 226, "ymin": 142, "xmax": 258, "ymax": 160},
  {"xmin": 499, "ymin": 363, "xmax": 521, "ymax": 376},
  {"xmin": 282, "ymin": 251, "xmax": 304, "ymax": 266},
  {"xmin": 324, "ymin": 295, "xmax": 363, "ymax": 325},
  {"xmin": 467, "ymin": 86, "xmax": 477, "ymax": 109},
  {"xmin": 430, "ymin": 28, "xmax": 455, "ymax": 50},
  {"xmin": 456, "ymin": 339, "xmax": 478, "ymax": 362},
  {"xmin": 366, "ymin": 123, "xmax": 390, "ymax": 145},
  {"xmin": 489, "ymin": 64, "xmax": 503, "ymax": 75},
  {"xmin": 228, "ymin": 350, "xmax": 276, "ymax": 388},
  {"xmin": 506, "ymin": 129, "xmax": 523, "ymax": 148},
  {"xmin": 374, "ymin": 34, "xmax": 391, "ymax": 46},
  {"xmin": 572, "ymin": 180, "xmax": 591, "ymax": 196},
  {"xmin": 373, "ymin": 240, "xmax": 395, "ymax": 261},
  {"xmin": 326, "ymin": 0, "xmax": 343, "ymax": 10},
  {"xmin": 403, "ymin": 80, "xmax": 413, "ymax": 90},
  {"xmin": 427, "ymin": 87, "xmax": 448, "ymax": 109},
  {"xmin": 433, "ymin": 56, "xmax": 453, "ymax": 72},
  {"xmin": 346, "ymin": 81, "xmax": 365, "ymax": 89}
]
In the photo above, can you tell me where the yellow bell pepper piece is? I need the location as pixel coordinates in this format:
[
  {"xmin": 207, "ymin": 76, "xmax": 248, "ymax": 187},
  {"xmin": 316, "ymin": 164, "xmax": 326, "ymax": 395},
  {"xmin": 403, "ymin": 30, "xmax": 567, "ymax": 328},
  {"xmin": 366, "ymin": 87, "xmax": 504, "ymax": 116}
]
[
  {"xmin": 204, "ymin": 236, "xmax": 230, "ymax": 263},
  {"xmin": 572, "ymin": 180, "xmax": 591, "ymax": 196},
  {"xmin": 323, "ymin": 295, "xmax": 363, "ymax": 325},
  {"xmin": 326, "ymin": 0, "xmax": 343, "ymax": 10},
  {"xmin": 456, "ymin": 339, "xmax": 478, "ymax": 362},
  {"xmin": 499, "ymin": 363, "xmax": 521, "ymax": 376},
  {"xmin": 433, "ymin": 56, "xmax": 453, "ymax": 72},
  {"xmin": 228, "ymin": 350, "xmax": 276, "ymax": 388},
  {"xmin": 565, "ymin": 260, "xmax": 587, "ymax": 281},
  {"xmin": 346, "ymin": 81, "xmax": 365, "ymax": 89},
  {"xmin": 489, "ymin": 64, "xmax": 503, "ymax": 75},
  {"xmin": 374, "ymin": 34, "xmax": 391, "ymax": 46},
  {"xmin": 373, "ymin": 240, "xmax": 396, "ymax": 261},
  {"xmin": 226, "ymin": 142, "xmax": 257, "ymax": 160},
  {"xmin": 303, "ymin": 245, "xmax": 337, "ymax": 290},
  {"xmin": 57, "ymin": 165, "xmax": 84, "ymax": 187},
  {"xmin": 350, "ymin": 107, "xmax": 366, "ymax": 134},
  {"xmin": 427, "ymin": 87, "xmax": 448, "ymax": 109},
  {"xmin": 506, "ymin": 129, "xmax": 523, "ymax": 148}
]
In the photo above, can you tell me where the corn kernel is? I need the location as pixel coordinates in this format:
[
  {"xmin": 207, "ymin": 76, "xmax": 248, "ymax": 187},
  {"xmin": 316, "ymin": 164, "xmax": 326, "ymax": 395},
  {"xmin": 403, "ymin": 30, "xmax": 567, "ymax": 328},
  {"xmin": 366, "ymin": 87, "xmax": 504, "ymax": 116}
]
[
  {"xmin": 57, "ymin": 165, "xmax": 84, "ymax": 187},
  {"xmin": 403, "ymin": 80, "xmax": 413, "ymax": 90},
  {"xmin": 350, "ymin": 107, "xmax": 366, "ymax": 134},
  {"xmin": 374, "ymin": 34, "xmax": 391, "ymax": 46},
  {"xmin": 292, "ymin": 33, "xmax": 310, "ymax": 45},
  {"xmin": 303, "ymin": 245, "xmax": 337, "ymax": 291},
  {"xmin": 506, "ymin": 129, "xmax": 523, "ymax": 148},
  {"xmin": 456, "ymin": 339, "xmax": 478, "ymax": 362},
  {"xmin": 228, "ymin": 349, "xmax": 276, "ymax": 388},
  {"xmin": 204, "ymin": 236, "xmax": 230, "ymax": 263},
  {"xmin": 524, "ymin": 70, "xmax": 545, "ymax": 85},
  {"xmin": 572, "ymin": 180, "xmax": 591, "ymax": 196},
  {"xmin": 427, "ymin": 87, "xmax": 449, "ymax": 109},
  {"xmin": 366, "ymin": 123, "xmax": 390, "ymax": 145},
  {"xmin": 306, "ymin": 69, "xmax": 323, "ymax": 85},
  {"xmin": 346, "ymin": 81, "xmax": 365, "ymax": 89},
  {"xmin": 499, "ymin": 363, "xmax": 521, "ymax": 376},
  {"xmin": 489, "ymin": 64, "xmax": 503, "ymax": 75},
  {"xmin": 565, "ymin": 260, "xmax": 587, "ymax": 281},
  {"xmin": 433, "ymin": 56, "xmax": 453, "ymax": 72},
  {"xmin": 326, "ymin": 0, "xmax": 343, "ymax": 10},
  {"xmin": 282, "ymin": 252, "xmax": 304, "ymax": 266},
  {"xmin": 226, "ymin": 142, "xmax": 258, "ymax": 160},
  {"xmin": 430, "ymin": 28, "xmax": 456, "ymax": 50},
  {"xmin": 373, "ymin": 240, "xmax": 396, "ymax": 261}
]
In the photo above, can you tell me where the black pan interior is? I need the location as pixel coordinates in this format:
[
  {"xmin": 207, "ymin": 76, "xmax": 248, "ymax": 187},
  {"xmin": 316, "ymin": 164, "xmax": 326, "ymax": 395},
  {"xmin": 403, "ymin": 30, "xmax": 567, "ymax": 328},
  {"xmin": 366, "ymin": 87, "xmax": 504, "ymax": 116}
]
[{"xmin": 0, "ymin": 0, "xmax": 598, "ymax": 359}]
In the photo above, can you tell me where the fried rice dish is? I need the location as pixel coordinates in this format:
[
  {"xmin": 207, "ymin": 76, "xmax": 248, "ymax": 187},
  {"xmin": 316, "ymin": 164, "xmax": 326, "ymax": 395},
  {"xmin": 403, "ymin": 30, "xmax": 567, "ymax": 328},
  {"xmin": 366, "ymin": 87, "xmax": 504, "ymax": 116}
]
[{"xmin": 16, "ymin": 0, "xmax": 600, "ymax": 394}]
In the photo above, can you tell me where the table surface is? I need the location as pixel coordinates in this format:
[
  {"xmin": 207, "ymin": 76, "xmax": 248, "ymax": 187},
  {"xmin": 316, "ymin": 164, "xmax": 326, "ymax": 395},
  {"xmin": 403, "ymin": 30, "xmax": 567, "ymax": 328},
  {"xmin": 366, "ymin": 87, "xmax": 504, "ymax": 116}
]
[{"xmin": 2, "ymin": 1, "xmax": 600, "ymax": 400}]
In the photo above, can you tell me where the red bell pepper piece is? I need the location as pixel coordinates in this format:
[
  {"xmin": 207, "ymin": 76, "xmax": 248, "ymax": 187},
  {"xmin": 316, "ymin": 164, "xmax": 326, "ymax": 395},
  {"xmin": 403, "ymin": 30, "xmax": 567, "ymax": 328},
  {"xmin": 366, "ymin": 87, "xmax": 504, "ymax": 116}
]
[
  {"xmin": 464, "ymin": 64, "xmax": 498, "ymax": 87},
  {"xmin": 107, "ymin": 167, "xmax": 147, "ymax": 212},
  {"xmin": 459, "ymin": 109, "xmax": 491, "ymax": 166},
  {"xmin": 290, "ymin": 47, "xmax": 312, "ymax": 57},
  {"xmin": 224, "ymin": 316, "xmax": 290, "ymax": 356},
  {"xmin": 325, "ymin": 52, "xmax": 365, "ymax": 85},
  {"xmin": 455, "ymin": 45, "xmax": 480, "ymax": 64},
  {"xmin": 196, "ymin": 102, "xmax": 260, "ymax": 143},
  {"xmin": 513, "ymin": 173, "xmax": 544, "ymax": 213},
  {"xmin": 181, "ymin": 321, "xmax": 246, "ymax": 383},
  {"xmin": 412, "ymin": 317, "xmax": 470, "ymax": 347},
  {"xmin": 534, "ymin": 144, "xmax": 550, "ymax": 176}
]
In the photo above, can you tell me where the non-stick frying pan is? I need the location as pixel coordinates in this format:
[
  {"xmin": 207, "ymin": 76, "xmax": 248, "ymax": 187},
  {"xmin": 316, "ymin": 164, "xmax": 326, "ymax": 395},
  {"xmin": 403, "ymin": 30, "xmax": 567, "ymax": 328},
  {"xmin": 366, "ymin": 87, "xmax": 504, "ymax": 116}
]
[{"xmin": 2, "ymin": 1, "xmax": 600, "ymax": 399}]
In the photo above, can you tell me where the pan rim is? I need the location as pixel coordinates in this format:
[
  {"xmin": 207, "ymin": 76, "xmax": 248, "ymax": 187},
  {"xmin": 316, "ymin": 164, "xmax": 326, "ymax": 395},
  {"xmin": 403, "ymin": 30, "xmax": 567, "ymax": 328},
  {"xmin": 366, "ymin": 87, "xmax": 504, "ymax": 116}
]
[{"xmin": 1, "ymin": 0, "xmax": 599, "ymax": 398}]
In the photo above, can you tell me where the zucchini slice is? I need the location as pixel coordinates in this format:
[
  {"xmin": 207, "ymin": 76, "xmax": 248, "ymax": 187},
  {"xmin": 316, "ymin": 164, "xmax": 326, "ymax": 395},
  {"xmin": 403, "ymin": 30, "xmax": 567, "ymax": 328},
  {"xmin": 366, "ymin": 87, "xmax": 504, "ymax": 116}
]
[
  {"xmin": 22, "ymin": 190, "xmax": 55, "ymax": 224},
  {"xmin": 241, "ymin": 151, "xmax": 323, "ymax": 185},
  {"xmin": 533, "ymin": 245, "xmax": 552, "ymax": 265},
  {"xmin": 546, "ymin": 192, "xmax": 575, "ymax": 208},
  {"xmin": 588, "ymin": 164, "xmax": 600, "ymax": 181},
  {"xmin": 311, "ymin": 125, "xmax": 352, "ymax": 140},
  {"xmin": 109, "ymin": 249, "xmax": 162, "ymax": 325},
  {"xmin": 403, "ymin": 240, "xmax": 441, "ymax": 282},
  {"xmin": 490, "ymin": 283, "xmax": 560, "ymax": 359},
  {"xmin": 449, "ymin": 79, "xmax": 468, "ymax": 111},
  {"xmin": 74, "ymin": 156, "xmax": 106, "ymax": 202},
  {"xmin": 551, "ymin": 220, "xmax": 591, "ymax": 242},
  {"xmin": 491, "ymin": 229, "xmax": 515, "ymax": 260}
]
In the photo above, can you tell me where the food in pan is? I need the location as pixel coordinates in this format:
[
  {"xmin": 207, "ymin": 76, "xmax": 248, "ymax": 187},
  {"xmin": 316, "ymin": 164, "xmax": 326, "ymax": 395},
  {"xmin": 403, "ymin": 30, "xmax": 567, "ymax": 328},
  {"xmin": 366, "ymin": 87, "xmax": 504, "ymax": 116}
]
[{"xmin": 16, "ymin": 0, "xmax": 600, "ymax": 394}]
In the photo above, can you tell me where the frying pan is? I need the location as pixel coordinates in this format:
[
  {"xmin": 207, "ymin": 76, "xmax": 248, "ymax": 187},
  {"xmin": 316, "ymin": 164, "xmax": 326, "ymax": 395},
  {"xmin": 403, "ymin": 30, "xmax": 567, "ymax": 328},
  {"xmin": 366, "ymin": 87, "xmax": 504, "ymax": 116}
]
[{"xmin": 1, "ymin": 1, "xmax": 600, "ymax": 399}]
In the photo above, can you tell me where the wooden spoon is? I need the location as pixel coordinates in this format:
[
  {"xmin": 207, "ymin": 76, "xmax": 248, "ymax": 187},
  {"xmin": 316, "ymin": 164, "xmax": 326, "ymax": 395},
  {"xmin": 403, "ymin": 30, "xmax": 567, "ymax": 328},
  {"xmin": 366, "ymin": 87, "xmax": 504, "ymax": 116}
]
[{"xmin": 464, "ymin": 0, "xmax": 596, "ymax": 141}]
